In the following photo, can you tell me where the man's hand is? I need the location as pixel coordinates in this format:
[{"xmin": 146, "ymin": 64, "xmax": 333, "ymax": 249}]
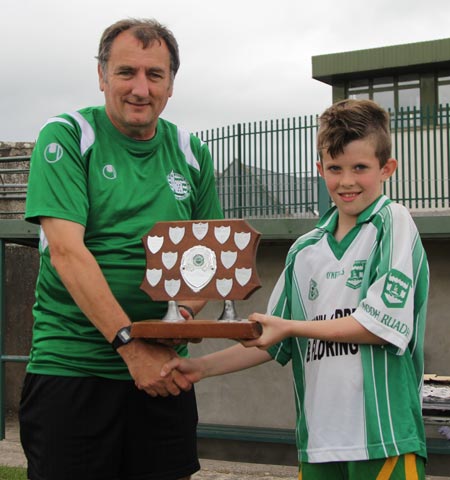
[
  {"xmin": 155, "ymin": 305, "xmax": 202, "ymax": 347},
  {"xmin": 118, "ymin": 339, "xmax": 192, "ymax": 397}
]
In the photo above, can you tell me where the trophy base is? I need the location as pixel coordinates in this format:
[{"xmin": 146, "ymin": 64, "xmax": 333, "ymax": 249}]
[{"xmin": 130, "ymin": 319, "xmax": 262, "ymax": 340}]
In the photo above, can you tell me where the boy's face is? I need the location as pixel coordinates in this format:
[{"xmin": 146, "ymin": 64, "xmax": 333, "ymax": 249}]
[{"xmin": 317, "ymin": 138, "xmax": 397, "ymax": 228}]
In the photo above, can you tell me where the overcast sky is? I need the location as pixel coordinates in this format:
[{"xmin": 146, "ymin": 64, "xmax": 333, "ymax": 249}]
[{"xmin": 2, "ymin": 0, "xmax": 450, "ymax": 142}]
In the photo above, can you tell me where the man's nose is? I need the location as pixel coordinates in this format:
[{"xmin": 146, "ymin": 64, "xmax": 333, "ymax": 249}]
[{"xmin": 131, "ymin": 71, "xmax": 149, "ymax": 97}]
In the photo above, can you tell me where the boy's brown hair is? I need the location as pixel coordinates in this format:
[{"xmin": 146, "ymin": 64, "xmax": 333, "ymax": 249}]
[{"xmin": 317, "ymin": 99, "xmax": 392, "ymax": 166}]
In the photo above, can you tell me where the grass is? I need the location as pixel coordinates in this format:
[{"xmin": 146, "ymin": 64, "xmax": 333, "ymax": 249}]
[{"xmin": 0, "ymin": 466, "xmax": 27, "ymax": 480}]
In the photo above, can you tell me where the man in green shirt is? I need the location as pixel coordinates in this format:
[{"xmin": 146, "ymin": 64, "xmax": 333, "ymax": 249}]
[{"xmin": 20, "ymin": 18, "xmax": 223, "ymax": 480}]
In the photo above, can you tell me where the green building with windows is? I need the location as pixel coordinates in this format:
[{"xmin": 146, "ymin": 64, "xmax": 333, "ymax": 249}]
[{"xmin": 312, "ymin": 37, "xmax": 450, "ymax": 111}]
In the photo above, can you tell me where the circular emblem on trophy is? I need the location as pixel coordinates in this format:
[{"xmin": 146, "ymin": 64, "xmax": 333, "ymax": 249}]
[{"xmin": 180, "ymin": 246, "xmax": 217, "ymax": 293}]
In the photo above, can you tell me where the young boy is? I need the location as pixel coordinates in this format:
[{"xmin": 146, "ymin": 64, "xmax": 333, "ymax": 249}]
[{"xmin": 162, "ymin": 99, "xmax": 429, "ymax": 480}]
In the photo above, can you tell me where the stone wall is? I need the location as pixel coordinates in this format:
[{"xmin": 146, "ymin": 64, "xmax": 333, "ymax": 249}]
[
  {"xmin": 0, "ymin": 141, "xmax": 34, "ymax": 219},
  {"xmin": 0, "ymin": 141, "xmax": 34, "ymax": 158}
]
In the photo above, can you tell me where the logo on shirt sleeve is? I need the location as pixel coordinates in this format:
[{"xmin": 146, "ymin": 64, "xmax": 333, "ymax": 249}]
[
  {"xmin": 44, "ymin": 143, "xmax": 64, "ymax": 163},
  {"xmin": 381, "ymin": 269, "xmax": 412, "ymax": 308},
  {"xmin": 167, "ymin": 170, "xmax": 191, "ymax": 200}
]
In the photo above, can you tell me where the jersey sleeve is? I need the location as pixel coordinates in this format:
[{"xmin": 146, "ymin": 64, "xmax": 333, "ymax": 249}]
[
  {"xmin": 25, "ymin": 115, "xmax": 89, "ymax": 226},
  {"xmin": 189, "ymin": 135, "xmax": 224, "ymax": 220},
  {"xmin": 352, "ymin": 204, "xmax": 429, "ymax": 355}
]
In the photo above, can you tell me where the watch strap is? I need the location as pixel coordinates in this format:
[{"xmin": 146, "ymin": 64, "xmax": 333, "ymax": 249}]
[
  {"xmin": 178, "ymin": 304, "xmax": 195, "ymax": 319},
  {"xmin": 111, "ymin": 325, "xmax": 134, "ymax": 351}
]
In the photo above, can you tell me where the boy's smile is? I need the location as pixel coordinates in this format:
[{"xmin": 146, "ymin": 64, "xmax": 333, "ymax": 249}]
[{"xmin": 317, "ymin": 138, "xmax": 397, "ymax": 235}]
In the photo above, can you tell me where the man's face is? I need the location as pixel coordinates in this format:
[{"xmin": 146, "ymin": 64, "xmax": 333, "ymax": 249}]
[{"xmin": 98, "ymin": 30, "xmax": 174, "ymax": 140}]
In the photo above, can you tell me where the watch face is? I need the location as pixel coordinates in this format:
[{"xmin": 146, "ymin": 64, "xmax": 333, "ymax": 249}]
[
  {"xmin": 112, "ymin": 326, "xmax": 133, "ymax": 351},
  {"xmin": 119, "ymin": 328, "xmax": 131, "ymax": 342}
]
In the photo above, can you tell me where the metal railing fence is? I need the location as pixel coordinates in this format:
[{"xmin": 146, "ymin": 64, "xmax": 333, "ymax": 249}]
[
  {"xmin": 197, "ymin": 105, "xmax": 450, "ymax": 218},
  {"xmin": 1, "ymin": 105, "xmax": 450, "ymax": 218},
  {"xmin": 199, "ymin": 116, "xmax": 321, "ymax": 218}
]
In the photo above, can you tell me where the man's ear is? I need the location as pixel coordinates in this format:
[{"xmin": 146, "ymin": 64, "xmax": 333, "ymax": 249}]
[
  {"xmin": 381, "ymin": 158, "xmax": 397, "ymax": 180},
  {"xmin": 98, "ymin": 63, "xmax": 105, "ymax": 92}
]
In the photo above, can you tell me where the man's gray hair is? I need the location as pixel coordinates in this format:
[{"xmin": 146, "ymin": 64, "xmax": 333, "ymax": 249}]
[{"xmin": 97, "ymin": 18, "xmax": 180, "ymax": 79}]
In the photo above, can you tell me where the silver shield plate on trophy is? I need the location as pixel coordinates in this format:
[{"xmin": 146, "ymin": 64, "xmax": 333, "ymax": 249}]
[
  {"xmin": 162, "ymin": 251, "xmax": 178, "ymax": 270},
  {"xmin": 147, "ymin": 235, "xmax": 164, "ymax": 254},
  {"xmin": 164, "ymin": 279, "xmax": 181, "ymax": 298},
  {"xmin": 146, "ymin": 268, "xmax": 162, "ymax": 287},
  {"xmin": 235, "ymin": 267, "xmax": 252, "ymax": 286},
  {"xmin": 221, "ymin": 250, "xmax": 238, "ymax": 269},
  {"xmin": 214, "ymin": 225, "xmax": 231, "ymax": 244},
  {"xmin": 192, "ymin": 222, "xmax": 209, "ymax": 240},
  {"xmin": 216, "ymin": 278, "xmax": 233, "ymax": 297},
  {"xmin": 169, "ymin": 226, "xmax": 185, "ymax": 245},
  {"xmin": 234, "ymin": 231, "xmax": 251, "ymax": 250},
  {"xmin": 180, "ymin": 245, "xmax": 217, "ymax": 292}
]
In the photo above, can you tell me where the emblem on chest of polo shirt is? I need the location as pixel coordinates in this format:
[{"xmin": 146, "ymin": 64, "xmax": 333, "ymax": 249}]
[
  {"xmin": 102, "ymin": 164, "xmax": 117, "ymax": 180},
  {"xmin": 381, "ymin": 269, "xmax": 412, "ymax": 308},
  {"xmin": 167, "ymin": 170, "xmax": 191, "ymax": 200},
  {"xmin": 346, "ymin": 260, "xmax": 366, "ymax": 289}
]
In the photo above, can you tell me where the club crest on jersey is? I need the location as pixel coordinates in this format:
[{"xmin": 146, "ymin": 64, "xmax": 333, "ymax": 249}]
[
  {"xmin": 346, "ymin": 260, "xmax": 366, "ymax": 289},
  {"xmin": 308, "ymin": 279, "xmax": 319, "ymax": 301},
  {"xmin": 167, "ymin": 170, "xmax": 191, "ymax": 200},
  {"xmin": 381, "ymin": 269, "xmax": 412, "ymax": 308}
]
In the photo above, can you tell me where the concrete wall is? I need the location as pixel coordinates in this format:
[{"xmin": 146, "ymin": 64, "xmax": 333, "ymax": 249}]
[
  {"xmin": 3, "ymin": 245, "xmax": 39, "ymax": 414},
  {"xmin": 4, "ymin": 238, "xmax": 450, "ymax": 426}
]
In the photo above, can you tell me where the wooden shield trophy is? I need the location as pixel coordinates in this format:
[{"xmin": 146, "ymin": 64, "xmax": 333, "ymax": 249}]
[{"xmin": 130, "ymin": 219, "xmax": 262, "ymax": 340}]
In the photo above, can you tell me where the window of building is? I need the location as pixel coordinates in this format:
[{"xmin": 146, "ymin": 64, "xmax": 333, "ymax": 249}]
[
  {"xmin": 437, "ymin": 73, "xmax": 450, "ymax": 123},
  {"xmin": 438, "ymin": 74, "xmax": 450, "ymax": 106},
  {"xmin": 347, "ymin": 74, "xmax": 420, "ymax": 112}
]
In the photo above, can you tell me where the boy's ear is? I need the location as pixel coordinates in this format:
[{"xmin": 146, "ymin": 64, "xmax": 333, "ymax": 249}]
[
  {"xmin": 316, "ymin": 160, "xmax": 324, "ymax": 177},
  {"xmin": 381, "ymin": 158, "xmax": 397, "ymax": 180}
]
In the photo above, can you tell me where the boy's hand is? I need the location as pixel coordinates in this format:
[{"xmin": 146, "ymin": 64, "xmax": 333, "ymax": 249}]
[
  {"xmin": 160, "ymin": 357, "xmax": 204, "ymax": 384},
  {"xmin": 241, "ymin": 313, "xmax": 291, "ymax": 349}
]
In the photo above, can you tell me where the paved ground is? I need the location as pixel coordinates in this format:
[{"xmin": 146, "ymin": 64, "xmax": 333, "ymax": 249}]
[
  {"xmin": 1, "ymin": 417, "xmax": 448, "ymax": 479},
  {"xmin": 0, "ymin": 417, "xmax": 295, "ymax": 478}
]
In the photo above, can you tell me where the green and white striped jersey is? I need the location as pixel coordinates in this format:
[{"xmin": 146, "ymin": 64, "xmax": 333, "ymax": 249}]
[
  {"xmin": 268, "ymin": 195, "xmax": 428, "ymax": 463},
  {"xmin": 25, "ymin": 106, "xmax": 223, "ymax": 379}
]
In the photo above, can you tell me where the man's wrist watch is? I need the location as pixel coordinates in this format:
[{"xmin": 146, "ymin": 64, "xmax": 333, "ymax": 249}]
[{"xmin": 111, "ymin": 325, "xmax": 134, "ymax": 351}]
